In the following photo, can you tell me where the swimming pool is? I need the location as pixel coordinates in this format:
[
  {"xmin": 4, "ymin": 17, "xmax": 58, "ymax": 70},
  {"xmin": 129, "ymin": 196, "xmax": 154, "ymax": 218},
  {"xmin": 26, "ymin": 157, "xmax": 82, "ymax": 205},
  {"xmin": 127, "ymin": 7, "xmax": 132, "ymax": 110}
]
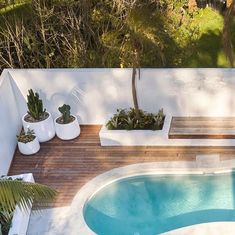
[{"xmin": 84, "ymin": 172, "xmax": 235, "ymax": 235}]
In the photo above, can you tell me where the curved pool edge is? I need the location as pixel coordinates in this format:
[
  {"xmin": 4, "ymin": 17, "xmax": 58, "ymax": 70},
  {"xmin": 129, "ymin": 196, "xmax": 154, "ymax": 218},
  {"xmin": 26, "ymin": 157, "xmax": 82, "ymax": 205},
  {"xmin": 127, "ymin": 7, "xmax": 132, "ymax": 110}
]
[
  {"xmin": 162, "ymin": 222, "xmax": 235, "ymax": 235},
  {"xmin": 67, "ymin": 160, "xmax": 235, "ymax": 235}
]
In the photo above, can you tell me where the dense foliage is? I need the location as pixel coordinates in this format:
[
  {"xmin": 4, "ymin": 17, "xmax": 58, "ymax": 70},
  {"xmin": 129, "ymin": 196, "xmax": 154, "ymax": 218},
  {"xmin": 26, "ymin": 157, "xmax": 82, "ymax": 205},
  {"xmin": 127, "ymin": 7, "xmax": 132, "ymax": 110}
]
[
  {"xmin": 106, "ymin": 108, "xmax": 165, "ymax": 130},
  {"xmin": 0, "ymin": 0, "xmax": 234, "ymax": 70}
]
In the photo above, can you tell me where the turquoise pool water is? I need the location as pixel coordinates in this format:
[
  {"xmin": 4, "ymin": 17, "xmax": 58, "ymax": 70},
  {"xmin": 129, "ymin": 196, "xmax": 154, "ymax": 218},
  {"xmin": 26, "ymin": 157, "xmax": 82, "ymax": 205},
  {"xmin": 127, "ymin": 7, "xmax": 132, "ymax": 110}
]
[{"xmin": 84, "ymin": 173, "xmax": 235, "ymax": 235}]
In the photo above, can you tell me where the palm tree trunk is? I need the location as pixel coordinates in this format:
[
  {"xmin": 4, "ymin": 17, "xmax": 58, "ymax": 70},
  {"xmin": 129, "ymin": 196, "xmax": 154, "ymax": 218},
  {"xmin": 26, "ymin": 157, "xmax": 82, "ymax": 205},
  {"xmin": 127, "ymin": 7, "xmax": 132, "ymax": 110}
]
[
  {"xmin": 132, "ymin": 66, "xmax": 140, "ymax": 118},
  {"xmin": 223, "ymin": 0, "xmax": 235, "ymax": 67}
]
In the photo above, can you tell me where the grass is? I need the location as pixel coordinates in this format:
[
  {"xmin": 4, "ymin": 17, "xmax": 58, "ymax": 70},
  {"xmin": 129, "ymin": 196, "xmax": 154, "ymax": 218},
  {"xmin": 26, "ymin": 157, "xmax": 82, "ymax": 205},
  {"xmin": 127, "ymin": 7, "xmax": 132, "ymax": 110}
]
[{"xmin": 184, "ymin": 8, "xmax": 232, "ymax": 67}]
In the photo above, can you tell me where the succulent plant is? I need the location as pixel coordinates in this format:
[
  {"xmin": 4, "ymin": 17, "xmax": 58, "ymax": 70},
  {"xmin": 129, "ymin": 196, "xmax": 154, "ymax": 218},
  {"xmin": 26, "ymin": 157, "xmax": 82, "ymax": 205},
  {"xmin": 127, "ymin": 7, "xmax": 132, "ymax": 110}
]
[
  {"xmin": 106, "ymin": 108, "xmax": 165, "ymax": 130},
  {"xmin": 58, "ymin": 104, "xmax": 71, "ymax": 124},
  {"xmin": 17, "ymin": 129, "xmax": 36, "ymax": 143},
  {"xmin": 27, "ymin": 89, "xmax": 46, "ymax": 121}
]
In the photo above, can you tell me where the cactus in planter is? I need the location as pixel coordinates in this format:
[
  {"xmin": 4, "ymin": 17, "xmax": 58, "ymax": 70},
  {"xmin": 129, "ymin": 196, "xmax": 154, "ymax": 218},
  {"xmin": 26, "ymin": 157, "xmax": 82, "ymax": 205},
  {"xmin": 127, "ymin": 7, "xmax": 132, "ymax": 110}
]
[
  {"xmin": 58, "ymin": 104, "xmax": 71, "ymax": 124},
  {"xmin": 27, "ymin": 89, "xmax": 46, "ymax": 121},
  {"xmin": 55, "ymin": 104, "xmax": 80, "ymax": 140}
]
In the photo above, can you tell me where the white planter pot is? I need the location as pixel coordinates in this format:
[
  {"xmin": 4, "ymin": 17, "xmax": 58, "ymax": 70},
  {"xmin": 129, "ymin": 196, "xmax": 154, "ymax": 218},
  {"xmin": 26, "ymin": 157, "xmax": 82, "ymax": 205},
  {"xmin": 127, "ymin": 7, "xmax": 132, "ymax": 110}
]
[
  {"xmin": 18, "ymin": 137, "xmax": 40, "ymax": 155},
  {"xmin": 22, "ymin": 112, "xmax": 55, "ymax": 142},
  {"xmin": 99, "ymin": 115, "xmax": 171, "ymax": 146},
  {"xmin": 54, "ymin": 115, "xmax": 80, "ymax": 140}
]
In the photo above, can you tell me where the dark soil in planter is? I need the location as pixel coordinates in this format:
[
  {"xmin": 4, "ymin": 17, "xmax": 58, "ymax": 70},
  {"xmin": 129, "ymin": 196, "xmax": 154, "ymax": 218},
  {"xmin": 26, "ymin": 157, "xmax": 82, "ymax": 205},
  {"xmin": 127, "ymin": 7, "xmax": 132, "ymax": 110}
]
[
  {"xmin": 56, "ymin": 115, "xmax": 75, "ymax": 124},
  {"xmin": 24, "ymin": 112, "xmax": 49, "ymax": 123}
]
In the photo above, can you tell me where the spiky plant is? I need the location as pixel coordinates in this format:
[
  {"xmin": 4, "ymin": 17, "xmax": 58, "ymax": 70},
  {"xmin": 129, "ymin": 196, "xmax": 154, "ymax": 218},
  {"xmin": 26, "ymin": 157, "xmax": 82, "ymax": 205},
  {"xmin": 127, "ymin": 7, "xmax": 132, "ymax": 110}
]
[
  {"xmin": 0, "ymin": 178, "xmax": 57, "ymax": 235},
  {"xmin": 58, "ymin": 104, "xmax": 71, "ymax": 124},
  {"xmin": 17, "ymin": 129, "xmax": 36, "ymax": 144},
  {"xmin": 27, "ymin": 89, "xmax": 46, "ymax": 121}
]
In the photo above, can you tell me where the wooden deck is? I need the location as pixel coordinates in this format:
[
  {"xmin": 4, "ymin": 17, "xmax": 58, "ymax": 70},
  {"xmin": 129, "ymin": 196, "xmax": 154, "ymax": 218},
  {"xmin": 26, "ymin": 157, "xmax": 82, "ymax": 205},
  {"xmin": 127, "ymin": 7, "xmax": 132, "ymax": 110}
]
[
  {"xmin": 169, "ymin": 117, "xmax": 235, "ymax": 139},
  {"xmin": 9, "ymin": 125, "xmax": 235, "ymax": 208}
]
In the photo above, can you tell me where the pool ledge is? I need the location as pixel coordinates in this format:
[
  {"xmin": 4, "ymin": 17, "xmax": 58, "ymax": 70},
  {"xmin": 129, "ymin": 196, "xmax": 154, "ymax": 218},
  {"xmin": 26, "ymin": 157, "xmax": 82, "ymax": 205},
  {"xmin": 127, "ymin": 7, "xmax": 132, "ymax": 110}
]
[
  {"xmin": 163, "ymin": 222, "xmax": 235, "ymax": 235},
  {"xmin": 67, "ymin": 159, "xmax": 235, "ymax": 234}
]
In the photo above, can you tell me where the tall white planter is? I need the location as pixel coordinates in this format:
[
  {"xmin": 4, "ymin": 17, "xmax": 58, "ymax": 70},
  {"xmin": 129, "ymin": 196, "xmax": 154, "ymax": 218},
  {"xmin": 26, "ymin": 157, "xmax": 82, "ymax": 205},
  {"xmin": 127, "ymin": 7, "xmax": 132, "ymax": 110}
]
[
  {"xmin": 22, "ymin": 112, "xmax": 55, "ymax": 142},
  {"xmin": 18, "ymin": 137, "xmax": 40, "ymax": 155},
  {"xmin": 54, "ymin": 115, "xmax": 80, "ymax": 140}
]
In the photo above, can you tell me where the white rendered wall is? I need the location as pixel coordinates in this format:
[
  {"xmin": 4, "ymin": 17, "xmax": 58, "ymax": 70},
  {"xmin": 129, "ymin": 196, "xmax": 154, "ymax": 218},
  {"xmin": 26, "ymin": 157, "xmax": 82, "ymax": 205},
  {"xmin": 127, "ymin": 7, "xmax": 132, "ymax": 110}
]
[
  {"xmin": 139, "ymin": 68, "xmax": 235, "ymax": 116},
  {"xmin": 0, "ymin": 71, "xmax": 22, "ymax": 175},
  {"xmin": 9, "ymin": 69, "xmax": 134, "ymax": 124},
  {"xmin": 8, "ymin": 68, "xmax": 235, "ymax": 125}
]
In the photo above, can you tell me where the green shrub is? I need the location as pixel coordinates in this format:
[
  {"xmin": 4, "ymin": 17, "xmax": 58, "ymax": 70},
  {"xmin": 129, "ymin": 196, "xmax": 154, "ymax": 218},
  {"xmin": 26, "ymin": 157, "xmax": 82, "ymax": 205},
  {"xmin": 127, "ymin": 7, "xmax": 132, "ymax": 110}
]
[{"xmin": 106, "ymin": 108, "xmax": 165, "ymax": 130}]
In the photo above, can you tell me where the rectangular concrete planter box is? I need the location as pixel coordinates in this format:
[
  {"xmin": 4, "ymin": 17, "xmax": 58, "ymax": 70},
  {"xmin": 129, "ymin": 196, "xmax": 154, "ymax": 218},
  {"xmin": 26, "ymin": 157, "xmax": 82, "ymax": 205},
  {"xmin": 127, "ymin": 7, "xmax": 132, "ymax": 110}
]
[
  {"xmin": 99, "ymin": 115, "xmax": 171, "ymax": 146},
  {"xmin": 8, "ymin": 173, "xmax": 34, "ymax": 235}
]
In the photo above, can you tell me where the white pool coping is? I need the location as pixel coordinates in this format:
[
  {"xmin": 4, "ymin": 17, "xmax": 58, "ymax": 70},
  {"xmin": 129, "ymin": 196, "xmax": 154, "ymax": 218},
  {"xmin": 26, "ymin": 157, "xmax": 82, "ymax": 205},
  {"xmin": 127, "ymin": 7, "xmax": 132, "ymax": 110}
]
[
  {"xmin": 66, "ymin": 157, "xmax": 235, "ymax": 235},
  {"xmin": 162, "ymin": 222, "xmax": 235, "ymax": 235}
]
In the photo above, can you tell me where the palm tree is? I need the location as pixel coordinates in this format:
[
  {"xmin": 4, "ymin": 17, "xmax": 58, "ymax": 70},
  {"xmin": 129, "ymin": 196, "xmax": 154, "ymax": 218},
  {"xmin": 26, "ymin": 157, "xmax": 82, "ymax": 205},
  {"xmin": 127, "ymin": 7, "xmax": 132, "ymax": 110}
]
[
  {"xmin": 223, "ymin": 0, "xmax": 235, "ymax": 66},
  {"xmin": 0, "ymin": 178, "xmax": 57, "ymax": 235},
  {"xmin": 131, "ymin": 38, "xmax": 142, "ymax": 119}
]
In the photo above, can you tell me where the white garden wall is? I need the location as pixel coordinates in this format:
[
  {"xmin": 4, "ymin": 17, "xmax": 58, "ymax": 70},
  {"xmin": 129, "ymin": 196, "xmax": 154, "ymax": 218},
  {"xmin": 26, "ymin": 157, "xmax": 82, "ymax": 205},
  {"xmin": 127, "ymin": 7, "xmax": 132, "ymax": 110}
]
[
  {"xmin": 2, "ymin": 68, "xmax": 235, "ymax": 173},
  {"xmin": 8, "ymin": 68, "xmax": 235, "ymax": 125},
  {"xmin": 9, "ymin": 69, "xmax": 134, "ymax": 124},
  {"xmin": 0, "ymin": 71, "xmax": 22, "ymax": 175},
  {"xmin": 139, "ymin": 68, "xmax": 235, "ymax": 116}
]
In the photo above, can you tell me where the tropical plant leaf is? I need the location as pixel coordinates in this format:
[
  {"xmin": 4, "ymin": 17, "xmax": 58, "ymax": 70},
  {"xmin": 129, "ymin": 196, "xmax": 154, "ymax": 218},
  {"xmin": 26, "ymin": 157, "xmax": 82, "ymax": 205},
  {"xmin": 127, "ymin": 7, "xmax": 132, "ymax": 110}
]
[
  {"xmin": 0, "ymin": 180, "xmax": 57, "ymax": 216},
  {"xmin": 106, "ymin": 108, "xmax": 165, "ymax": 130}
]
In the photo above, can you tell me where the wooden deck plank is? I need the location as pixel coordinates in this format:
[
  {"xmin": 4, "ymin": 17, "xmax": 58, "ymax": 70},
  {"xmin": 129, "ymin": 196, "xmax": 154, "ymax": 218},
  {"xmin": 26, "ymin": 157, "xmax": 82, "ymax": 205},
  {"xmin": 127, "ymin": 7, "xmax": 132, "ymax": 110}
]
[
  {"xmin": 8, "ymin": 125, "xmax": 235, "ymax": 208},
  {"xmin": 169, "ymin": 117, "xmax": 235, "ymax": 139}
]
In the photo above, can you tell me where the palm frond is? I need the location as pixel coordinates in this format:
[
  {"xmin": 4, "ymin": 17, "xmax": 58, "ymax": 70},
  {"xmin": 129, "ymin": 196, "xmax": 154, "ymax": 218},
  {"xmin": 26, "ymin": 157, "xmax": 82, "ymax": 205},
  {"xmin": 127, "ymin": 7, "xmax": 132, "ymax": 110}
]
[{"xmin": 0, "ymin": 180, "xmax": 57, "ymax": 215}]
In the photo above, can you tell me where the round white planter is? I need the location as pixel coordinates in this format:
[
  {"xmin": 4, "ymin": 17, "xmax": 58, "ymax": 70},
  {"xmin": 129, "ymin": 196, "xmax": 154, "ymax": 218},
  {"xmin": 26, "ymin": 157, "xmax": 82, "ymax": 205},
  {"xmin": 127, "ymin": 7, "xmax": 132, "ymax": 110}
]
[
  {"xmin": 54, "ymin": 115, "xmax": 80, "ymax": 140},
  {"xmin": 18, "ymin": 137, "xmax": 40, "ymax": 155},
  {"xmin": 22, "ymin": 112, "xmax": 55, "ymax": 142}
]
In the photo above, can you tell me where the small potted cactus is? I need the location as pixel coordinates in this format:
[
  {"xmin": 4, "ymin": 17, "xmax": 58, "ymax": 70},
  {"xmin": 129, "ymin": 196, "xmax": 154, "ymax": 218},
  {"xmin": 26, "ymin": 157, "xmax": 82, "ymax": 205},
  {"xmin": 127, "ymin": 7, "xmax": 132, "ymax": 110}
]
[
  {"xmin": 22, "ymin": 89, "xmax": 55, "ymax": 142},
  {"xmin": 54, "ymin": 104, "xmax": 80, "ymax": 140},
  {"xmin": 17, "ymin": 129, "xmax": 40, "ymax": 155}
]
